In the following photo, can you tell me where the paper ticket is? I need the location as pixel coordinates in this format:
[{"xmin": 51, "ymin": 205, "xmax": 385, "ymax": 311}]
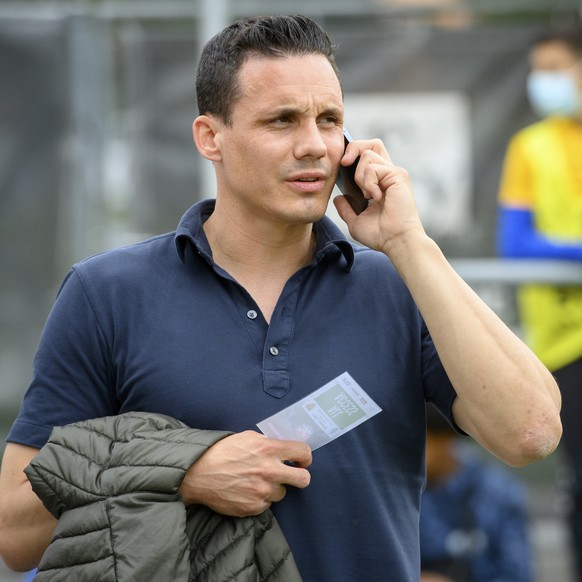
[{"xmin": 257, "ymin": 372, "xmax": 382, "ymax": 450}]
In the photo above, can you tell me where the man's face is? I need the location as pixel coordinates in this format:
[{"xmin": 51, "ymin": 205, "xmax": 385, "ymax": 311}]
[{"xmin": 212, "ymin": 54, "xmax": 345, "ymax": 226}]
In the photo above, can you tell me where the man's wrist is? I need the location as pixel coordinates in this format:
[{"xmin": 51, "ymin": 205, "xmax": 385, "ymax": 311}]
[{"xmin": 383, "ymin": 230, "xmax": 439, "ymax": 278}]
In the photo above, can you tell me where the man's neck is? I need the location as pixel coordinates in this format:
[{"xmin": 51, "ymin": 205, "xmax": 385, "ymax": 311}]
[
  {"xmin": 202, "ymin": 203, "xmax": 317, "ymax": 322},
  {"xmin": 203, "ymin": 203, "xmax": 316, "ymax": 275}
]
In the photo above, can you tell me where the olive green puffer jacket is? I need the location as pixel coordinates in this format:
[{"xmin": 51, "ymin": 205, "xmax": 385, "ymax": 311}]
[{"xmin": 25, "ymin": 412, "xmax": 302, "ymax": 581}]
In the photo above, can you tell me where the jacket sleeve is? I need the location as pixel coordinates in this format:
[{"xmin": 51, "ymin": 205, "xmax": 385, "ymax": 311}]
[{"xmin": 24, "ymin": 412, "xmax": 232, "ymax": 581}]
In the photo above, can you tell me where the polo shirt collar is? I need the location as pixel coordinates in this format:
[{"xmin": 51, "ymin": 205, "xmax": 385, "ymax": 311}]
[{"xmin": 175, "ymin": 199, "xmax": 355, "ymax": 272}]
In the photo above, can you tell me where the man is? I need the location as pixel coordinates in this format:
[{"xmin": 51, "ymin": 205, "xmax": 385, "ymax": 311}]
[
  {"xmin": 0, "ymin": 15, "xmax": 561, "ymax": 581},
  {"xmin": 497, "ymin": 26, "xmax": 582, "ymax": 581}
]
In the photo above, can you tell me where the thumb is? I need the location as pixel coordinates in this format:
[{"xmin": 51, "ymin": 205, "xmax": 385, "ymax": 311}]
[{"xmin": 333, "ymin": 195, "xmax": 357, "ymax": 230}]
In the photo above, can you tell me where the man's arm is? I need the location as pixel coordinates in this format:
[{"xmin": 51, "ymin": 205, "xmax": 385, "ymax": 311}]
[
  {"xmin": 334, "ymin": 139, "xmax": 562, "ymax": 466},
  {"xmin": 0, "ymin": 431, "xmax": 310, "ymax": 571},
  {"xmin": 0, "ymin": 443, "xmax": 56, "ymax": 572}
]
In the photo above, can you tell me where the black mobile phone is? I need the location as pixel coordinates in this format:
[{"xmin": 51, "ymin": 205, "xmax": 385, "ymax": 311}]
[{"xmin": 335, "ymin": 129, "xmax": 368, "ymax": 215}]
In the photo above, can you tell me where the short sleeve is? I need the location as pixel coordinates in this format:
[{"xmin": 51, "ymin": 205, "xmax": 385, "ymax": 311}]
[
  {"xmin": 421, "ymin": 322, "xmax": 459, "ymax": 428},
  {"xmin": 7, "ymin": 268, "xmax": 118, "ymax": 448}
]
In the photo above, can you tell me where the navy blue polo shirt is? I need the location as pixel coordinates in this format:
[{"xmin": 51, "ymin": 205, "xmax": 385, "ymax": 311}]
[{"xmin": 9, "ymin": 199, "xmax": 457, "ymax": 581}]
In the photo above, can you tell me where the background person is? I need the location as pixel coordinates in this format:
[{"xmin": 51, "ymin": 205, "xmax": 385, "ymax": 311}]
[
  {"xmin": 420, "ymin": 405, "xmax": 532, "ymax": 582},
  {"xmin": 496, "ymin": 26, "xmax": 582, "ymax": 581}
]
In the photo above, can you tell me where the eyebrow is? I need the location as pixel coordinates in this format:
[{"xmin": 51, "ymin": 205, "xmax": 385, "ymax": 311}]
[{"xmin": 268, "ymin": 104, "xmax": 344, "ymax": 119}]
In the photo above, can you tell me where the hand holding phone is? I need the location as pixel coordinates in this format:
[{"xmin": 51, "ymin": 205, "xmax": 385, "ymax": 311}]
[{"xmin": 335, "ymin": 129, "xmax": 368, "ymax": 215}]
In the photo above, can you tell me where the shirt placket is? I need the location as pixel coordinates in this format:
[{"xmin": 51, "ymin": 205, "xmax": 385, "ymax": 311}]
[{"xmin": 232, "ymin": 269, "xmax": 307, "ymax": 399}]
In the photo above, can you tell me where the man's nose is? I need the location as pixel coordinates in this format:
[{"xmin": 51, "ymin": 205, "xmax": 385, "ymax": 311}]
[{"xmin": 293, "ymin": 122, "xmax": 328, "ymax": 159}]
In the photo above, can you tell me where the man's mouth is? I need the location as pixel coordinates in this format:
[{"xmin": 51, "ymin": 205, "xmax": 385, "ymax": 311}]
[{"xmin": 288, "ymin": 175, "xmax": 327, "ymax": 193}]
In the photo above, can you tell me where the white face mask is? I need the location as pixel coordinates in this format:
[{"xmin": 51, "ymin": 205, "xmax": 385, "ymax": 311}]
[{"xmin": 526, "ymin": 70, "xmax": 582, "ymax": 118}]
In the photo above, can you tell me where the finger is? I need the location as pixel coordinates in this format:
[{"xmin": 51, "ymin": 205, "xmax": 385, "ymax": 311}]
[
  {"xmin": 341, "ymin": 138, "xmax": 390, "ymax": 166},
  {"xmin": 277, "ymin": 464, "xmax": 311, "ymax": 489},
  {"xmin": 378, "ymin": 163, "xmax": 410, "ymax": 191},
  {"xmin": 350, "ymin": 151, "xmax": 394, "ymax": 197},
  {"xmin": 333, "ymin": 195, "xmax": 358, "ymax": 229},
  {"xmin": 269, "ymin": 484, "xmax": 287, "ymax": 503},
  {"xmin": 356, "ymin": 162, "xmax": 391, "ymax": 202},
  {"xmin": 270, "ymin": 438, "xmax": 313, "ymax": 468}
]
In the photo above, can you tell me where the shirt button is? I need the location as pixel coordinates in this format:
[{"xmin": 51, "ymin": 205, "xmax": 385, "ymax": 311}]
[
  {"xmin": 247, "ymin": 310, "xmax": 258, "ymax": 320},
  {"xmin": 269, "ymin": 346, "xmax": 279, "ymax": 356}
]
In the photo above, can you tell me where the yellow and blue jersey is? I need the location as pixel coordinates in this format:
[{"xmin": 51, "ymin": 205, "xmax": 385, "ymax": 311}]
[{"xmin": 497, "ymin": 116, "xmax": 582, "ymax": 371}]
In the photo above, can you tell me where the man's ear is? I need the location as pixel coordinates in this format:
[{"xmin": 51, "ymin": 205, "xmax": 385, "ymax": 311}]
[{"xmin": 192, "ymin": 115, "xmax": 222, "ymax": 162}]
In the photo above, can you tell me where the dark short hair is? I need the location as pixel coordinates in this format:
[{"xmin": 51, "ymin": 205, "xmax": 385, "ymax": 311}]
[
  {"xmin": 195, "ymin": 15, "xmax": 341, "ymax": 124},
  {"xmin": 533, "ymin": 26, "xmax": 582, "ymax": 58}
]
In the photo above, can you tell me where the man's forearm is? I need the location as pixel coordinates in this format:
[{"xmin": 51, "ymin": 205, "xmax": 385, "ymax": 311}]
[
  {"xmin": 0, "ymin": 444, "xmax": 56, "ymax": 572},
  {"xmin": 0, "ymin": 493, "xmax": 55, "ymax": 571},
  {"xmin": 388, "ymin": 232, "xmax": 562, "ymax": 466}
]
